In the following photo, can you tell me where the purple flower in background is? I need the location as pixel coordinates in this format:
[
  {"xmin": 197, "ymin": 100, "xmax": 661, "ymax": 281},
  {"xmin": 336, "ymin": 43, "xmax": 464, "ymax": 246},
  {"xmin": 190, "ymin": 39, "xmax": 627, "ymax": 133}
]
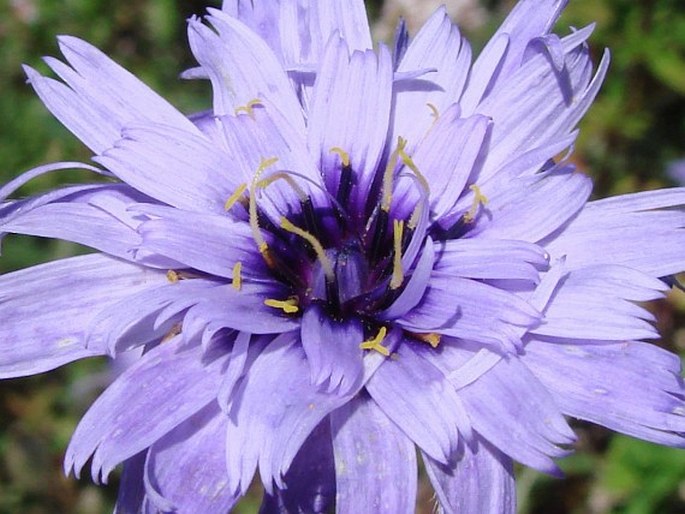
[{"xmin": 1, "ymin": 0, "xmax": 685, "ymax": 512}]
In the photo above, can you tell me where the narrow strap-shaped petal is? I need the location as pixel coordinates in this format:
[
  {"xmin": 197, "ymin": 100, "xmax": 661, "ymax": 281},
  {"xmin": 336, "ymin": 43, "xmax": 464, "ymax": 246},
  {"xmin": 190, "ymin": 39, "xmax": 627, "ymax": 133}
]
[
  {"xmin": 188, "ymin": 10, "xmax": 304, "ymax": 132},
  {"xmin": 144, "ymin": 403, "xmax": 239, "ymax": 513},
  {"xmin": 524, "ymin": 338, "xmax": 685, "ymax": 446},
  {"xmin": 95, "ymin": 122, "xmax": 239, "ymax": 213},
  {"xmin": 307, "ymin": 37, "xmax": 393, "ymax": 213},
  {"xmin": 0, "ymin": 254, "xmax": 167, "ymax": 378},
  {"xmin": 180, "ymin": 282, "xmax": 300, "ymax": 338},
  {"xmin": 397, "ymin": 272, "xmax": 540, "ymax": 350},
  {"xmin": 86, "ymin": 278, "xmax": 218, "ymax": 355},
  {"xmin": 301, "ymin": 305, "xmax": 364, "ymax": 395},
  {"xmin": 224, "ymin": 333, "xmax": 349, "ymax": 495},
  {"xmin": 330, "ymin": 395, "xmax": 417, "ymax": 514},
  {"xmin": 365, "ymin": 340, "xmax": 471, "ymax": 464},
  {"xmin": 411, "ymin": 111, "xmax": 491, "ymax": 221},
  {"xmin": 216, "ymin": 106, "xmax": 327, "ymax": 213},
  {"xmin": 532, "ymin": 265, "xmax": 664, "ymax": 341},
  {"xmin": 65, "ymin": 338, "xmax": 228, "ymax": 483},
  {"xmin": 391, "ymin": 7, "xmax": 472, "ymax": 146},
  {"xmin": 457, "ymin": 354, "xmax": 575, "ymax": 474},
  {"xmin": 424, "ymin": 437, "xmax": 516, "ymax": 514},
  {"xmin": 1, "ymin": 184, "xmax": 164, "ymax": 265},
  {"xmin": 434, "ymin": 238, "xmax": 548, "ymax": 283},
  {"xmin": 464, "ymin": 164, "xmax": 592, "ymax": 243},
  {"xmin": 462, "ymin": 0, "xmax": 568, "ymax": 112},
  {"xmin": 543, "ymin": 187, "xmax": 685, "ymax": 277},
  {"xmin": 133, "ymin": 204, "xmax": 269, "ymax": 280},
  {"xmin": 25, "ymin": 36, "xmax": 198, "ymax": 154},
  {"xmin": 258, "ymin": 420, "xmax": 335, "ymax": 514}
]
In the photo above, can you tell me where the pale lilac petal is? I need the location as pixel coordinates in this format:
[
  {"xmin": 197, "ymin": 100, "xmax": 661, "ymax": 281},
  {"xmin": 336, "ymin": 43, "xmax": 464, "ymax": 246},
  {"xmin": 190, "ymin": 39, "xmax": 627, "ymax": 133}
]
[
  {"xmin": 398, "ymin": 273, "xmax": 541, "ymax": 350},
  {"xmin": 65, "ymin": 338, "xmax": 229, "ymax": 482},
  {"xmin": 95, "ymin": 123, "xmax": 239, "ymax": 213},
  {"xmin": 133, "ymin": 204, "xmax": 269, "ymax": 279},
  {"xmin": 330, "ymin": 396, "xmax": 417, "ymax": 514},
  {"xmin": 188, "ymin": 10, "xmax": 304, "ymax": 132},
  {"xmin": 301, "ymin": 305, "xmax": 364, "ymax": 394},
  {"xmin": 259, "ymin": 420, "xmax": 335, "ymax": 514},
  {"xmin": 87, "ymin": 279, "xmax": 218, "ymax": 355},
  {"xmin": 543, "ymin": 188, "xmax": 685, "ymax": 276},
  {"xmin": 463, "ymin": 0, "xmax": 568, "ymax": 108},
  {"xmin": 412, "ymin": 112, "xmax": 491, "ymax": 221},
  {"xmin": 307, "ymin": 38, "xmax": 393, "ymax": 211},
  {"xmin": 25, "ymin": 36, "xmax": 198, "ymax": 153},
  {"xmin": 457, "ymin": 354, "xmax": 575, "ymax": 474},
  {"xmin": 144, "ymin": 403, "xmax": 238, "ymax": 513},
  {"xmin": 180, "ymin": 282, "xmax": 300, "ymax": 337},
  {"xmin": 365, "ymin": 340, "xmax": 470, "ymax": 464},
  {"xmin": 0, "ymin": 254, "xmax": 166, "ymax": 378},
  {"xmin": 391, "ymin": 7, "xmax": 472, "ymax": 146},
  {"xmin": 533, "ymin": 265, "xmax": 664, "ymax": 341},
  {"xmin": 524, "ymin": 339, "xmax": 685, "ymax": 446},
  {"xmin": 224, "ymin": 333, "xmax": 349, "ymax": 494},
  {"xmin": 424, "ymin": 438, "xmax": 516, "ymax": 514},
  {"xmin": 1, "ymin": 184, "xmax": 156, "ymax": 263},
  {"xmin": 435, "ymin": 238, "xmax": 548, "ymax": 283},
  {"xmin": 465, "ymin": 164, "xmax": 592, "ymax": 243}
]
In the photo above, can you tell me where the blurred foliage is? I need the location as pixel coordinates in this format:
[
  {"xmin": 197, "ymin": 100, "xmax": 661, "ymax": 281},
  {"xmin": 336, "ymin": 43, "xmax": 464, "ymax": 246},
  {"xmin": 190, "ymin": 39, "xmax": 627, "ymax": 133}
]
[{"xmin": 0, "ymin": 0, "xmax": 684, "ymax": 513}]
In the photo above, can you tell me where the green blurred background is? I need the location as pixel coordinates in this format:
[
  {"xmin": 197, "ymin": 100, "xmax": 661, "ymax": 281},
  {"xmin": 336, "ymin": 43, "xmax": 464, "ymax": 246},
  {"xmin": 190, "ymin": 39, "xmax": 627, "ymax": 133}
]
[{"xmin": 0, "ymin": 0, "xmax": 684, "ymax": 512}]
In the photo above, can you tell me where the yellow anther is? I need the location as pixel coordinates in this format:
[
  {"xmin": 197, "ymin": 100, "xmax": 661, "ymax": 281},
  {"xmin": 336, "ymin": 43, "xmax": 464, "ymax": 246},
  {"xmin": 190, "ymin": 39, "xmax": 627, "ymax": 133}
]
[
  {"xmin": 359, "ymin": 326, "xmax": 390, "ymax": 356},
  {"xmin": 234, "ymin": 98, "xmax": 263, "ymax": 118},
  {"xmin": 231, "ymin": 262, "xmax": 242, "ymax": 291},
  {"xmin": 280, "ymin": 216, "xmax": 335, "ymax": 282},
  {"xmin": 398, "ymin": 145, "xmax": 430, "ymax": 197},
  {"xmin": 264, "ymin": 297, "xmax": 299, "ymax": 314},
  {"xmin": 257, "ymin": 172, "xmax": 308, "ymax": 202},
  {"xmin": 390, "ymin": 219, "xmax": 405, "ymax": 290},
  {"xmin": 249, "ymin": 157, "xmax": 279, "ymax": 268},
  {"xmin": 166, "ymin": 270, "xmax": 180, "ymax": 283},
  {"xmin": 329, "ymin": 147, "xmax": 351, "ymax": 167},
  {"xmin": 412, "ymin": 332, "xmax": 441, "ymax": 348},
  {"xmin": 408, "ymin": 201, "xmax": 423, "ymax": 231},
  {"xmin": 225, "ymin": 183, "xmax": 248, "ymax": 211},
  {"xmin": 161, "ymin": 323, "xmax": 182, "ymax": 343},
  {"xmin": 427, "ymin": 102, "xmax": 440, "ymax": 121},
  {"xmin": 463, "ymin": 184, "xmax": 489, "ymax": 223},
  {"xmin": 381, "ymin": 137, "xmax": 408, "ymax": 212}
]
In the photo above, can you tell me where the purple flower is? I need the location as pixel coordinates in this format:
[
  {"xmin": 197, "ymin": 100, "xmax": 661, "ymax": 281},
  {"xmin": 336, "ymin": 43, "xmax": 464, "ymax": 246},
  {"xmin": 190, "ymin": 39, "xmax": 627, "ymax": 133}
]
[{"xmin": 2, "ymin": 0, "xmax": 684, "ymax": 512}]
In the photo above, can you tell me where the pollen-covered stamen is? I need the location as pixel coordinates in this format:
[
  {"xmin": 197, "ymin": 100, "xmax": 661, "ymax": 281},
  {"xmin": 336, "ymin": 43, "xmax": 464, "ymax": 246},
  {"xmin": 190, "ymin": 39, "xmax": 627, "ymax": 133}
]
[
  {"xmin": 411, "ymin": 331, "xmax": 441, "ymax": 348},
  {"xmin": 390, "ymin": 219, "xmax": 405, "ymax": 290},
  {"xmin": 359, "ymin": 326, "xmax": 389, "ymax": 356},
  {"xmin": 249, "ymin": 157, "xmax": 279, "ymax": 268},
  {"xmin": 329, "ymin": 147, "xmax": 350, "ymax": 168},
  {"xmin": 381, "ymin": 137, "xmax": 408, "ymax": 213},
  {"xmin": 225, "ymin": 183, "xmax": 248, "ymax": 211},
  {"xmin": 463, "ymin": 184, "xmax": 489, "ymax": 223},
  {"xmin": 330, "ymin": 147, "xmax": 354, "ymax": 207},
  {"xmin": 166, "ymin": 270, "xmax": 180, "ymax": 283},
  {"xmin": 397, "ymin": 143, "xmax": 431, "ymax": 231},
  {"xmin": 256, "ymin": 172, "xmax": 308, "ymax": 202},
  {"xmin": 280, "ymin": 216, "xmax": 335, "ymax": 283},
  {"xmin": 264, "ymin": 297, "xmax": 299, "ymax": 314},
  {"xmin": 234, "ymin": 98, "xmax": 263, "ymax": 118},
  {"xmin": 231, "ymin": 262, "xmax": 242, "ymax": 291}
]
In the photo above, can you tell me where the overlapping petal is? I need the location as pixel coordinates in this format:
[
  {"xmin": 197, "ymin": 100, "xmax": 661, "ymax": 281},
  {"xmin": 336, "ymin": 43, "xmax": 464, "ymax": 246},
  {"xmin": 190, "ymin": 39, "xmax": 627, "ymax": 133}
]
[
  {"xmin": 0, "ymin": 254, "xmax": 166, "ymax": 378},
  {"xmin": 330, "ymin": 395, "xmax": 417, "ymax": 514}
]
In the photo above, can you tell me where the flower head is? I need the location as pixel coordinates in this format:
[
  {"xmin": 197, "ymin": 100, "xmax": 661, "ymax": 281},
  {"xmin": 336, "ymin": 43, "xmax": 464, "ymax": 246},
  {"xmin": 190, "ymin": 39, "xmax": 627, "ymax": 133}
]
[{"xmin": 2, "ymin": 0, "xmax": 685, "ymax": 512}]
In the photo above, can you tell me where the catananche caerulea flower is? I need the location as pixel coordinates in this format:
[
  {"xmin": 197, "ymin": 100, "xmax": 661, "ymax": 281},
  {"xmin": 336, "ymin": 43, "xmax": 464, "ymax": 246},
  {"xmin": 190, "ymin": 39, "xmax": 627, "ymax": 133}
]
[{"xmin": 2, "ymin": 0, "xmax": 685, "ymax": 512}]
